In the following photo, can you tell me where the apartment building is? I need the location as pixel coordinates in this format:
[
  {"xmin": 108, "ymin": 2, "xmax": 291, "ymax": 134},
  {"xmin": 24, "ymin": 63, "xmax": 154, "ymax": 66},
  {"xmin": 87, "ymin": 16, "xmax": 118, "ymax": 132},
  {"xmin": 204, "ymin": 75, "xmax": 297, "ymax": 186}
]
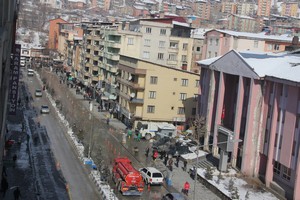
[
  {"xmin": 281, "ymin": 2, "xmax": 299, "ymax": 18},
  {"xmin": 227, "ymin": 14, "xmax": 259, "ymax": 33},
  {"xmin": 236, "ymin": 2, "xmax": 255, "ymax": 16},
  {"xmin": 192, "ymin": 0, "xmax": 211, "ymax": 20},
  {"xmin": 48, "ymin": 18, "xmax": 68, "ymax": 50},
  {"xmin": 80, "ymin": 23, "xmax": 121, "ymax": 105},
  {"xmin": 202, "ymin": 29, "xmax": 294, "ymax": 59},
  {"xmin": 257, "ymin": 0, "xmax": 271, "ymax": 17},
  {"xmin": 221, "ymin": 1, "xmax": 236, "ymax": 14},
  {"xmin": 116, "ymin": 55, "xmax": 199, "ymax": 129},
  {"xmin": 197, "ymin": 49, "xmax": 300, "ymax": 200},
  {"xmin": 119, "ymin": 18, "xmax": 195, "ymax": 72}
]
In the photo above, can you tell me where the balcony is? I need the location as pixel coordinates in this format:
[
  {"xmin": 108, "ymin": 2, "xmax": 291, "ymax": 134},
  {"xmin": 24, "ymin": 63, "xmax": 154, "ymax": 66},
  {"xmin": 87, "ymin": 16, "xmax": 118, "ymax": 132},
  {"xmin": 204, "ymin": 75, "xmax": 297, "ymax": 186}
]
[
  {"xmin": 84, "ymin": 72, "xmax": 90, "ymax": 77},
  {"xmin": 92, "ymin": 76, "xmax": 99, "ymax": 82},
  {"xmin": 117, "ymin": 90, "xmax": 144, "ymax": 104},
  {"xmin": 86, "ymin": 62, "xmax": 92, "ymax": 68},
  {"xmin": 105, "ymin": 52, "xmax": 120, "ymax": 61},
  {"xmin": 167, "ymin": 59, "xmax": 178, "ymax": 65},
  {"xmin": 92, "ymin": 66, "xmax": 99, "ymax": 72},
  {"xmin": 168, "ymin": 47, "xmax": 179, "ymax": 53},
  {"xmin": 86, "ymin": 35, "xmax": 92, "ymax": 40},
  {"xmin": 116, "ymin": 77, "xmax": 144, "ymax": 89},
  {"xmin": 87, "ymin": 44, "xmax": 92, "ymax": 49},
  {"xmin": 106, "ymin": 40, "xmax": 121, "ymax": 48},
  {"xmin": 85, "ymin": 53, "xmax": 91, "ymax": 58}
]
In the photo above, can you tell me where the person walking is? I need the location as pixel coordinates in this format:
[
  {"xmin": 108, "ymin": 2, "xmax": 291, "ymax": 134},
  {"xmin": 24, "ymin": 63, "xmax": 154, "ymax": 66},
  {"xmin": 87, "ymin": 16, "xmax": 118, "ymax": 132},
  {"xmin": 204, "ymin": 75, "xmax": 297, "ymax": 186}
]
[
  {"xmin": 145, "ymin": 147, "xmax": 150, "ymax": 157},
  {"xmin": 106, "ymin": 117, "xmax": 110, "ymax": 125},
  {"xmin": 1, "ymin": 177, "xmax": 8, "ymax": 197},
  {"xmin": 164, "ymin": 154, "xmax": 168, "ymax": 166},
  {"xmin": 127, "ymin": 128, "xmax": 132, "ymax": 139},
  {"xmin": 168, "ymin": 158, "xmax": 173, "ymax": 171},
  {"xmin": 176, "ymin": 156, "xmax": 180, "ymax": 167},
  {"xmin": 183, "ymin": 160, "xmax": 187, "ymax": 171},
  {"xmin": 153, "ymin": 150, "xmax": 159, "ymax": 161},
  {"xmin": 13, "ymin": 154, "xmax": 17, "ymax": 167},
  {"xmin": 137, "ymin": 132, "xmax": 141, "ymax": 141},
  {"xmin": 183, "ymin": 181, "xmax": 190, "ymax": 196},
  {"xmin": 13, "ymin": 187, "xmax": 21, "ymax": 200}
]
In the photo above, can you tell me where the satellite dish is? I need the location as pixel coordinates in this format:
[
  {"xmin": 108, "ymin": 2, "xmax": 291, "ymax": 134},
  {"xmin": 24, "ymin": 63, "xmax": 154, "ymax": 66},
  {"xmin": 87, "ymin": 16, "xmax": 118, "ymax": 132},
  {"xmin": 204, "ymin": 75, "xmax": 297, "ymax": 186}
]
[{"xmin": 130, "ymin": 93, "xmax": 135, "ymax": 98}]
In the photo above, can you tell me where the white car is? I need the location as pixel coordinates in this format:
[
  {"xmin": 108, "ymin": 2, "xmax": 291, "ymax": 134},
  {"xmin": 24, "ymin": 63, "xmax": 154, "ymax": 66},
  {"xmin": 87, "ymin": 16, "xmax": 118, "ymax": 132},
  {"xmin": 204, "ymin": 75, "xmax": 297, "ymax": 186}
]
[
  {"xmin": 35, "ymin": 89, "xmax": 42, "ymax": 97},
  {"xmin": 40, "ymin": 105, "xmax": 50, "ymax": 114},
  {"xmin": 139, "ymin": 167, "xmax": 164, "ymax": 185}
]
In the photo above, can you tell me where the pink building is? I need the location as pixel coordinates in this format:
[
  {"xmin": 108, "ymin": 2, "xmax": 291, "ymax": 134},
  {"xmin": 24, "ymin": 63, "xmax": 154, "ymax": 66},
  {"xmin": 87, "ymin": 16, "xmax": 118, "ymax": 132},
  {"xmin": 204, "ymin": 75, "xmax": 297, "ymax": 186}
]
[{"xmin": 197, "ymin": 50, "xmax": 300, "ymax": 200}]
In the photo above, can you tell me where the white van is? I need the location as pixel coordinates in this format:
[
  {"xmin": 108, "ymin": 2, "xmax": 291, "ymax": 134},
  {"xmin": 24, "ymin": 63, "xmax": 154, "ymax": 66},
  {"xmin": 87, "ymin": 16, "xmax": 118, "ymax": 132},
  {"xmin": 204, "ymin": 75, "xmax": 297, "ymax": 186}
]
[{"xmin": 27, "ymin": 69, "xmax": 34, "ymax": 76}]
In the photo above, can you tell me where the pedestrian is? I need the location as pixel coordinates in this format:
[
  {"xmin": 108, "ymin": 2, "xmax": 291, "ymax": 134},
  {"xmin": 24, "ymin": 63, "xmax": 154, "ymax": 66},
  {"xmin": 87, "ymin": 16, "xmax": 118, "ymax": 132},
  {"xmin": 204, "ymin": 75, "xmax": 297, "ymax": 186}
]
[
  {"xmin": 145, "ymin": 147, "xmax": 149, "ymax": 157},
  {"xmin": 183, "ymin": 160, "xmax": 187, "ymax": 171},
  {"xmin": 176, "ymin": 156, "xmax": 180, "ymax": 167},
  {"xmin": 134, "ymin": 132, "xmax": 138, "ymax": 141},
  {"xmin": 2, "ymin": 166, "xmax": 7, "ymax": 177},
  {"xmin": 168, "ymin": 158, "xmax": 173, "ymax": 171},
  {"xmin": 106, "ymin": 117, "xmax": 110, "ymax": 125},
  {"xmin": 183, "ymin": 181, "xmax": 190, "ymax": 196},
  {"xmin": 13, "ymin": 154, "xmax": 17, "ymax": 167},
  {"xmin": 164, "ymin": 154, "xmax": 168, "ymax": 166},
  {"xmin": 153, "ymin": 150, "xmax": 158, "ymax": 161},
  {"xmin": 13, "ymin": 187, "xmax": 21, "ymax": 200},
  {"xmin": 127, "ymin": 129, "xmax": 132, "ymax": 139},
  {"xmin": 160, "ymin": 150, "xmax": 166, "ymax": 160},
  {"xmin": 1, "ymin": 177, "xmax": 8, "ymax": 197},
  {"xmin": 137, "ymin": 132, "xmax": 141, "ymax": 141}
]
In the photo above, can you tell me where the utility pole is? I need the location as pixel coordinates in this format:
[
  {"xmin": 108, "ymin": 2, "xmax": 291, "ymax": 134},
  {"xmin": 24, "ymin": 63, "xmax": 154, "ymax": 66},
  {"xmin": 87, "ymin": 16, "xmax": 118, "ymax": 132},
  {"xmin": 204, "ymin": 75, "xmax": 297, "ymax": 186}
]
[{"xmin": 88, "ymin": 101, "xmax": 94, "ymax": 159}]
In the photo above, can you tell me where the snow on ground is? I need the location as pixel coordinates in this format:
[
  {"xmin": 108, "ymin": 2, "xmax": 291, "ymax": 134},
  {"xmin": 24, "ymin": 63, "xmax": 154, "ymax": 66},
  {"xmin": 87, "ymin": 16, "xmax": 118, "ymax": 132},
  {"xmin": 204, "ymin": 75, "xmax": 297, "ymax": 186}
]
[{"xmin": 196, "ymin": 167, "xmax": 279, "ymax": 200}]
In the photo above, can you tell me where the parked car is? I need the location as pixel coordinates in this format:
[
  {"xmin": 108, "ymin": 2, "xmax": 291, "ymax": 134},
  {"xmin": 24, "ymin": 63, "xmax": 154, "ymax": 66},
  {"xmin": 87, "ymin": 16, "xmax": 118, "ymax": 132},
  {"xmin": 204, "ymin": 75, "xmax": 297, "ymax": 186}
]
[
  {"xmin": 35, "ymin": 89, "xmax": 42, "ymax": 97},
  {"xmin": 167, "ymin": 143, "xmax": 191, "ymax": 157},
  {"xmin": 152, "ymin": 137, "xmax": 173, "ymax": 153},
  {"xmin": 27, "ymin": 69, "xmax": 34, "ymax": 76},
  {"xmin": 139, "ymin": 167, "xmax": 164, "ymax": 185},
  {"xmin": 40, "ymin": 105, "xmax": 50, "ymax": 114},
  {"xmin": 162, "ymin": 192, "xmax": 186, "ymax": 200}
]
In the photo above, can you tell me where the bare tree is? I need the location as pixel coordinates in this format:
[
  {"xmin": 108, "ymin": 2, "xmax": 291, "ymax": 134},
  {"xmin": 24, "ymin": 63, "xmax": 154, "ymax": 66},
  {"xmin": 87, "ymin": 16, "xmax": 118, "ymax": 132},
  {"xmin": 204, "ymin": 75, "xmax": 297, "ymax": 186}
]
[{"xmin": 193, "ymin": 115, "xmax": 209, "ymax": 150}]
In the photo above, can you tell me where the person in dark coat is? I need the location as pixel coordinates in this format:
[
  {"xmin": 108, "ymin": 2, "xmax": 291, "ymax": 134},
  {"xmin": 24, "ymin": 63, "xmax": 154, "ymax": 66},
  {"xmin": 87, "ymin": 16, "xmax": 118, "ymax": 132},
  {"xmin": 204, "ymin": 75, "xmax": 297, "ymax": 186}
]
[
  {"xmin": 176, "ymin": 156, "xmax": 180, "ymax": 167},
  {"xmin": 1, "ymin": 177, "xmax": 8, "ymax": 197},
  {"xmin": 13, "ymin": 187, "xmax": 21, "ymax": 200},
  {"xmin": 183, "ymin": 160, "xmax": 187, "ymax": 171},
  {"xmin": 164, "ymin": 154, "xmax": 168, "ymax": 166},
  {"xmin": 145, "ymin": 147, "xmax": 149, "ymax": 157}
]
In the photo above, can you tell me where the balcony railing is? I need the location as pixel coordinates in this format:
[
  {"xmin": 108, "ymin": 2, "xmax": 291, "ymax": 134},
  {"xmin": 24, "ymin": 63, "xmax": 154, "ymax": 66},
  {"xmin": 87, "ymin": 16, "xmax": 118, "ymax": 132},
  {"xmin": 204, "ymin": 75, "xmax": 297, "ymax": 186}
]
[
  {"xmin": 105, "ymin": 52, "xmax": 120, "ymax": 60},
  {"xmin": 116, "ymin": 77, "xmax": 144, "ymax": 89}
]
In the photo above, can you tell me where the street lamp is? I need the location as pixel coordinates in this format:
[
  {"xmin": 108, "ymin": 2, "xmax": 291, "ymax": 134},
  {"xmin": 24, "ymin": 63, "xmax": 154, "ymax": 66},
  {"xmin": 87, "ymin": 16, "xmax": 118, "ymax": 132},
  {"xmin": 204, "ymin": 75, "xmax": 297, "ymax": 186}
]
[{"xmin": 192, "ymin": 139, "xmax": 242, "ymax": 200}]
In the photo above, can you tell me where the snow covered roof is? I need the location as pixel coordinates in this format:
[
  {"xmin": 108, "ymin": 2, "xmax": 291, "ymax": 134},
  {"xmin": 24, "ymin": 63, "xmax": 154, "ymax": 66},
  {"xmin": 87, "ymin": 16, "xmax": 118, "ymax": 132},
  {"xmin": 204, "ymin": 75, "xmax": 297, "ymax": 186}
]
[
  {"xmin": 68, "ymin": 0, "xmax": 86, "ymax": 3},
  {"xmin": 172, "ymin": 20, "xmax": 190, "ymax": 28},
  {"xmin": 192, "ymin": 28, "xmax": 212, "ymax": 39},
  {"xmin": 198, "ymin": 50, "xmax": 300, "ymax": 83},
  {"xmin": 211, "ymin": 29, "xmax": 294, "ymax": 42},
  {"xmin": 239, "ymin": 51, "xmax": 300, "ymax": 83}
]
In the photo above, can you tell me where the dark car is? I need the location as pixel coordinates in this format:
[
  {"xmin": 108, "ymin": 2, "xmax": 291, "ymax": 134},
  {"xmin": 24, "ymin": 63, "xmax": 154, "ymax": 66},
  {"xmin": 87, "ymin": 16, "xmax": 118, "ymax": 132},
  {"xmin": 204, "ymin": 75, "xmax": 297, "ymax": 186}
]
[
  {"xmin": 162, "ymin": 192, "xmax": 186, "ymax": 200},
  {"xmin": 167, "ymin": 142, "xmax": 191, "ymax": 157},
  {"xmin": 152, "ymin": 137, "xmax": 173, "ymax": 153}
]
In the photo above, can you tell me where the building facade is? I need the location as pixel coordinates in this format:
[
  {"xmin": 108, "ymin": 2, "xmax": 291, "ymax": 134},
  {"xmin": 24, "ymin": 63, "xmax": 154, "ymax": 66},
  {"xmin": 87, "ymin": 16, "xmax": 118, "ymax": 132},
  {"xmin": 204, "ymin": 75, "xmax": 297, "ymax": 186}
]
[
  {"xmin": 48, "ymin": 18, "xmax": 68, "ymax": 50},
  {"xmin": 198, "ymin": 50, "xmax": 300, "ymax": 200},
  {"xmin": 257, "ymin": 0, "xmax": 271, "ymax": 17}
]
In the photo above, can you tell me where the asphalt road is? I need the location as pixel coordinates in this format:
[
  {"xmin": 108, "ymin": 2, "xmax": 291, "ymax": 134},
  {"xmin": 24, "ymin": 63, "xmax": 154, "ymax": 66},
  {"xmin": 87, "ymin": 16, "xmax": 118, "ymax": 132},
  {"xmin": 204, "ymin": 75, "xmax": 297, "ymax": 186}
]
[{"xmin": 25, "ymin": 70, "xmax": 100, "ymax": 200}]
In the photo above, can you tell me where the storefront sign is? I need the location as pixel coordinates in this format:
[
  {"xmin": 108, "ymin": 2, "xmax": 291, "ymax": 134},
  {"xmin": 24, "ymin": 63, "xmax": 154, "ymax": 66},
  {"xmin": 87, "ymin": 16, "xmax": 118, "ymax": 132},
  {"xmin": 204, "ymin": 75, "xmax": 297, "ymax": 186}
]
[{"xmin": 8, "ymin": 44, "xmax": 21, "ymax": 115}]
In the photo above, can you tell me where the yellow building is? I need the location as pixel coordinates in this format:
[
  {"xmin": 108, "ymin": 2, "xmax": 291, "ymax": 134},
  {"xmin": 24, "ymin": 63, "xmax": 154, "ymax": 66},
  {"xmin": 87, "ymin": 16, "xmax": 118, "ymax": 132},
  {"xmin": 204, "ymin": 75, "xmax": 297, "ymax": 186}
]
[
  {"xmin": 281, "ymin": 2, "xmax": 298, "ymax": 17},
  {"xmin": 116, "ymin": 55, "xmax": 199, "ymax": 129}
]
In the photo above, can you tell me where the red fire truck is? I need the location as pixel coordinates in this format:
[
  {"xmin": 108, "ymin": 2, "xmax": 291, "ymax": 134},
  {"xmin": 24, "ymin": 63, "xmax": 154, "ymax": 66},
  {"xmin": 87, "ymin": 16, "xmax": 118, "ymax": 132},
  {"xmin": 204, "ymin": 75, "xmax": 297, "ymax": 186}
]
[{"xmin": 112, "ymin": 157, "xmax": 144, "ymax": 195}]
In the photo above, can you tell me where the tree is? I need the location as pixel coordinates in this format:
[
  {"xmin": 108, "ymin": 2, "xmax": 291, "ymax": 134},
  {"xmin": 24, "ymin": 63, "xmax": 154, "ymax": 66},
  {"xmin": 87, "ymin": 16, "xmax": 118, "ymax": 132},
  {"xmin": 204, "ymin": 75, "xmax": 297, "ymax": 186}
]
[{"xmin": 193, "ymin": 115, "xmax": 208, "ymax": 150}]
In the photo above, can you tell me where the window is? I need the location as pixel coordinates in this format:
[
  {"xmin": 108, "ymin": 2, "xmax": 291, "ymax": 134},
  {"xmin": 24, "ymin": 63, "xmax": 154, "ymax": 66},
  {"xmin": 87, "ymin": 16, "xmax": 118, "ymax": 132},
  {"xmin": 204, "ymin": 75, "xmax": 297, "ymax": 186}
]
[
  {"xmin": 160, "ymin": 29, "xmax": 166, "ymax": 35},
  {"xmin": 158, "ymin": 53, "xmax": 164, "ymax": 60},
  {"xmin": 169, "ymin": 54, "xmax": 177, "ymax": 61},
  {"xmin": 273, "ymin": 161, "xmax": 281, "ymax": 175},
  {"xmin": 196, "ymin": 47, "xmax": 201, "ymax": 52},
  {"xmin": 274, "ymin": 44, "xmax": 280, "ymax": 51},
  {"xmin": 150, "ymin": 76, "xmax": 158, "ymax": 84},
  {"xmin": 194, "ymin": 94, "xmax": 198, "ymax": 101},
  {"xmin": 182, "ymin": 79, "xmax": 188, "ymax": 86},
  {"xmin": 178, "ymin": 107, "xmax": 185, "ymax": 114},
  {"xmin": 268, "ymin": 44, "xmax": 272, "ymax": 51},
  {"xmin": 159, "ymin": 41, "xmax": 165, "ymax": 48},
  {"xmin": 146, "ymin": 27, "xmax": 152, "ymax": 33},
  {"xmin": 183, "ymin": 43, "xmax": 188, "ymax": 50},
  {"xmin": 195, "ymin": 80, "xmax": 200, "ymax": 87},
  {"xmin": 208, "ymin": 51, "xmax": 211, "ymax": 58},
  {"xmin": 143, "ymin": 51, "xmax": 150, "ymax": 59},
  {"xmin": 149, "ymin": 91, "xmax": 156, "ymax": 99},
  {"xmin": 209, "ymin": 38, "xmax": 213, "ymax": 45},
  {"xmin": 216, "ymin": 39, "xmax": 219, "ymax": 45},
  {"xmin": 215, "ymin": 52, "xmax": 218, "ymax": 57},
  {"xmin": 170, "ymin": 42, "xmax": 178, "ymax": 48},
  {"xmin": 147, "ymin": 105, "xmax": 155, "ymax": 113},
  {"xmin": 192, "ymin": 108, "xmax": 196, "ymax": 115},
  {"xmin": 128, "ymin": 38, "xmax": 133, "ymax": 45},
  {"xmin": 144, "ymin": 39, "xmax": 151, "ymax": 46},
  {"xmin": 254, "ymin": 40, "xmax": 258, "ymax": 48},
  {"xmin": 180, "ymin": 93, "xmax": 187, "ymax": 100},
  {"xmin": 181, "ymin": 55, "xmax": 187, "ymax": 62},
  {"xmin": 282, "ymin": 166, "xmax": 291, "ymax": 181}
]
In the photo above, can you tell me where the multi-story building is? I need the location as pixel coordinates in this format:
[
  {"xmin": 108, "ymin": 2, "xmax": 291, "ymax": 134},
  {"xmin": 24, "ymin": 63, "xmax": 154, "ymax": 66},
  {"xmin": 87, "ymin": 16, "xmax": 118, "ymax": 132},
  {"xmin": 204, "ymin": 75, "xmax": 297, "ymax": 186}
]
[
  {"xmin": 116, "ymin": 55, "xmax": 199, "ymax": 129},
  {"xmin": 39, "ymin": 0, "xmax": 62, "ymax": 9},
  {"xmin": 281, "ymin": 2, "xmax": 298, "ymax": 18},
  {"xmin": 48, "ymin": 18, "xmax": 68, "ymax": 50},
  {"xmin": 236, "ymin": 2, "xmax": 255, "ymax": 16},
  {"xmin": 197, "ymin": 49, "xmax": 300, "ymax": 200},
  {"xmin": 257, "ymin": 0, "xmax": 271, "ymax": 17},
  {"xmin": 80, "ymin": 23, "xmax": 121, "ymax": 107},
  {"xmin": 227, "ymin": 14, "xmax": 259, "ymax": 33},
  {"xmin": 192, "ymin": 0, "xmax": 211, "ymax": 21},
  {"xmin": 202, "ymin": 29, "xmax": 295, "ymax": 59},
  {"xmin": 119, "ymin": 18, "xmax": 195, "ymax": 71},
  {"xmin": 0, "ymin": 0, "xmax": 19, "ymax": 180},
  {"xmin": 221, "ymin": 1, "xmax": 237, "ymax": 15}
]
